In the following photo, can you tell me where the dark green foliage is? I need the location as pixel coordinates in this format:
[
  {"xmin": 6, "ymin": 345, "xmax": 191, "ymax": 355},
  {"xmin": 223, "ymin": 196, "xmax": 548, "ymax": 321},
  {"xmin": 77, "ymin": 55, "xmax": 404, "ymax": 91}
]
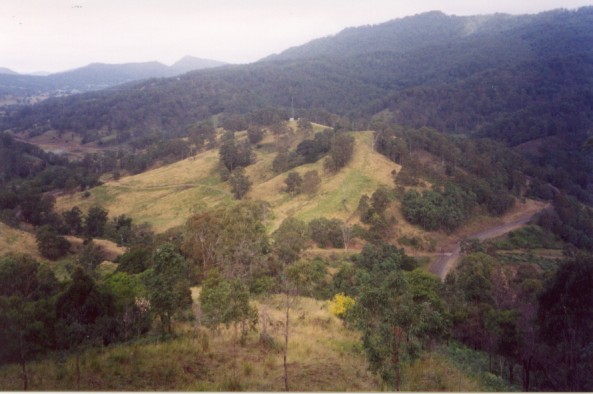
[
  {"xmin": 144, "ymin": 243, "xmax": 192, "ymax": 334},
  {"xmin": 284, "ymin": 172, "xmax": 302, "ymax": 195},
  {"xmin": 219, "ymin": 137, "xmax": 254, "ymax": 172},
  {"xmin": 352, "ymin": 250, "xmax": 449, "ymax": 389},
  {"xmin": 77, "ymin": 241, "xmax": 105, "ymax": 272},
  {"xmin": 537, "ymin": 254, "xmax": 593, "ymax": 391},
  {"xmin": 84, "ymin": 205, "xmax": 108, "ymax": 239},
  {"xmin": 35, "ymin": 225, "xmax": 70, "ymax": 260},
  {"xmin": 62, "ymin": 206, "xmax": 84, "ymax": 235},
  {"xmin": 272, "ymin": 217, "xmax": 310, "ymax": 264},
  {"xmin": 272, "ymin": 151, "xmax": 303, "ymax": 174},
  {"xmin": 56, "ymin": 266, "xmax": 117, "ymax": 347},
  {"xmin": 115, "ymin": 247, "xmax": 152, "ymax": 274},
  {"xmin": 104, "ymin": 214, "xmax": 134, "ymax": 245},
  {"xmin": 538, "ymin": 193, "xmax": 593, "ymax": 252},
  {"xmin": 326, "ymin": 134, "xmax": 355, "ymax": 172},
  {"xmin": 285, "ymin": 258, "xmax": 330, "ymax": 299},
  {"xmin": 247, "ymin": 126, "xmax": 265, "ymax": 144},
  {"xmin": 371, "ymin": 186, "xmax": 391, "ymax": 215},
  {"xmin": 199, "ymin": 270, "xmax": 257, "ymax": 331},
  {"xmin": 357, "ymin": 194, "xmax": 371, "ymax": 223},
  {"xmin": 402, "ymin": 184, "xmax": 476, "ymax": 232},
  {"xmin": 229, "ymin": 167, "xmax": 252, "ymax": 200},
  {"xmin": 308, "ymin": 217, "xmax": 344, "ymax": 248},
  {"xmin": 353, "ymin": 242, "xmax": 417, "ymax": 273}
]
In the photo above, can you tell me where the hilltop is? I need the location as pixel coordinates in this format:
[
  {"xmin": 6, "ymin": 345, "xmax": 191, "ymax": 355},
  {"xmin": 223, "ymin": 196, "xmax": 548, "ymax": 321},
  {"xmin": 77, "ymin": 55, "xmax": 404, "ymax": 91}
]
[{"xmin": 55, "ymin": 127, "xmax": 398, "ymax": 233}]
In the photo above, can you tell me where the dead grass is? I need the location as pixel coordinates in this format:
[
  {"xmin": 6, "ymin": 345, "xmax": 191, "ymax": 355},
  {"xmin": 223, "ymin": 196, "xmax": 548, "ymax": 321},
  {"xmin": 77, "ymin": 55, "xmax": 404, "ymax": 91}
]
[
  {"xmin": 0, "ymin": 291, "xmax": 380, "ymax": 391},
  {"xmin": 64, "ymin": 236, "xmax": 126, "ymax": 261},
  {"xmin": 0, "ymin": 222, "xmax": 41, "ymax": 259},
  {"xmin": 56, "ymin": 130, "xmax": 400, "ymax": 234},
  {"xmin": 56, "ymin": 149, "xmax": 233, "ymax": 232}
]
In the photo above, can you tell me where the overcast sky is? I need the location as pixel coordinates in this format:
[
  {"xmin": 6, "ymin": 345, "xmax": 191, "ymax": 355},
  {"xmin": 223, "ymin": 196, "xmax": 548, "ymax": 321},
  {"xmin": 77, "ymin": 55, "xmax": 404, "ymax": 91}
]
[{"xmin": 1, "ymin": 0, "xmax": 592, "ymax": 74}]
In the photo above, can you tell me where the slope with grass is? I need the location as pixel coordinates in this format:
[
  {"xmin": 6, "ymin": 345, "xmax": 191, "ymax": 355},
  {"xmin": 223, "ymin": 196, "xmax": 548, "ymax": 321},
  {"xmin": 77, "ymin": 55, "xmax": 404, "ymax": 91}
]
[
  {"xmin": 56, "ymin": 130, "xmax": 400, "ymax": 233},
  {"xmin": 0, "ymin": 292, "xmax": 381, "ymax": 391},
  {"xmin": 0, "ymin": 222, "xmax": 41, "ymax": 259}
]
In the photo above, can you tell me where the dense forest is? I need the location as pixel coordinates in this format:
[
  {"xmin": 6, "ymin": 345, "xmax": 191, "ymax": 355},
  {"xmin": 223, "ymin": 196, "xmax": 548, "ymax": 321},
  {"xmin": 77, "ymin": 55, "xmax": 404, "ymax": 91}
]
[{"xmin": 1, "ymin": 6, "xmax": 593, "ymax": 392}]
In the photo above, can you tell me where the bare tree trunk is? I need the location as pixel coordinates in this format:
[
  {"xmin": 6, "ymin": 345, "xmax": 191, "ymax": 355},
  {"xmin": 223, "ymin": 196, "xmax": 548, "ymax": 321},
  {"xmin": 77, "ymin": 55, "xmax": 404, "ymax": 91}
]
[
  {"xmin": 20, "ymin": 360, "xmax": 28, "ymax": 391},
  {"xmin": 76, "ymin": 352, "xmax": 81, "ymax": 391},
  {"xmin": 233, "ymin": 322, "xmax": 238, "ymax": 378},
  {"xmin": 284, "ymin": 290, "xmax": 290, "ymax": 392},
  {"xmin": 19, "ymin": 331, "xmax": 28, "ymax": 391}
]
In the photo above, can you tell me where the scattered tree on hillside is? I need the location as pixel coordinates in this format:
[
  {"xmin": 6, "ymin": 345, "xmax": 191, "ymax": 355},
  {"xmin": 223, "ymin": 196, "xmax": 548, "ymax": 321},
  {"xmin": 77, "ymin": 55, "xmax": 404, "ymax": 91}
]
[
  {"xmin": 84, "ymin": 205, "xmax": 108, "ymax": 239},
  {"xmin": 0, "ymin": 255, "xmax": 59, "ymax": 390},
  {"xmin": 62, "ymin": 206, "xmax": 84, "ymax": 235},
  {"xmin": 324, "ymin": 134, "xmax": 355, "ymax": 173},
  {"xmin": 247, "ymin": 126, "xmax": 265, "ymax": 144},
  {"xmin": 35, "ymin": 225, "xmax": 70, "ymax": 260},
  {"xmin": 199, "ymin": 270, "xmax": 258, "ymax": 377},
  {"xmin": 229, "ymin": 167, "xmax": 252, "ymax": 199},
  {"xmin": 56, "ymin": 267, "xmax": 116, "ymax": 389},
  {"xmin": 302, "ymin": 170, "xmax": 321, "ymax": 196},
  {"xmin": 144, "ymin": 244, "xmax": 192, "ymax": 335},
  {"xmin": 284, "ymin": 172, "xmax": 303, "ymax": 195},
  {"xmin": 219, "ymin": 137, "xmax": 254, "ymax": 172},
  {"xmin": 272, "ymin": 217, "xmax": 310, "ymax": 391}
]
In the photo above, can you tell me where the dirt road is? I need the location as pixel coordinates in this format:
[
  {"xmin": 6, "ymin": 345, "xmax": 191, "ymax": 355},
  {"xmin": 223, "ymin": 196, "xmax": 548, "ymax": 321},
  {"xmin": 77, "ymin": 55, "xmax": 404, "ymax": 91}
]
[{"xmin": 428, "ymin": 204, "xmax": 550, "ymax": 280}]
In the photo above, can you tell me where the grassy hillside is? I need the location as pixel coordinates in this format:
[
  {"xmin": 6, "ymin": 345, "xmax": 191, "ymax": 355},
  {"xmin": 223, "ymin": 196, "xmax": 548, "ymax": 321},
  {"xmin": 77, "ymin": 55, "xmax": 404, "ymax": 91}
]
[
  {"xmin": 0, "ymin": 222, "xmax": 41, "ymax": 259},
  {"xmin": 0, "ymin": 293, "xmax": 378, "ymax": 391},
  {"xmin": 0, "ymin": 290, "xmax": 488, "ymax": 391},
  {"xmin": 56, "ymin": 130, "xmax": 399, "ymax": 233}
]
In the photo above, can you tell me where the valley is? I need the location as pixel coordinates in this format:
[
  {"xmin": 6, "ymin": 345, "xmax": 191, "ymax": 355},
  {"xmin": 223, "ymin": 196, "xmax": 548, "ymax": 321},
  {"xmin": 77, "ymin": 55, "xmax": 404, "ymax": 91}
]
[{"xmin": 0, "ymin": 5, "xmax": 592, "ymax": 392}]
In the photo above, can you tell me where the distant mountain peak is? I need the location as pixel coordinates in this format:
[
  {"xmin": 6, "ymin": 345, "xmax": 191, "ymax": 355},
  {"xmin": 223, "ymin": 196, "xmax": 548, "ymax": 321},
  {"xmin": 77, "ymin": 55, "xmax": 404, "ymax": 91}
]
[
  {"xmin": 0, "ymin": 67, "xmax": 19, "ymax": 75},
  {"xmin": 170, "ymin": 56, "xmax": 227, "ymax": 73}
]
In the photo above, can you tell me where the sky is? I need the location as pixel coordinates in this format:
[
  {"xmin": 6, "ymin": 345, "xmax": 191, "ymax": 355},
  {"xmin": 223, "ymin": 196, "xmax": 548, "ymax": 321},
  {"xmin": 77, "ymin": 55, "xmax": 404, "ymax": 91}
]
[{"xmin": 1, "ymin": 0, "xmax": 592, "ymax": 74}]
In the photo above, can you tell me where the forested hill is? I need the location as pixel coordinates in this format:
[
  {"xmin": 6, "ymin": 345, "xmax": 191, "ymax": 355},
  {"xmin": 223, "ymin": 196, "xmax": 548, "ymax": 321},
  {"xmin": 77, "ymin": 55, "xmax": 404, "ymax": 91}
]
[{"xmin": 3, "ymin": 7, "xmax": 592, "ymax": 135}]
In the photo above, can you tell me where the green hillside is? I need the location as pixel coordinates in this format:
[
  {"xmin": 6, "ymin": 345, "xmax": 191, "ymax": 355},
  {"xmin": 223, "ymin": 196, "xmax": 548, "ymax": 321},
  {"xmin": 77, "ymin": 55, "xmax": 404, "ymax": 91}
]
[{"xmin": 56, "ymin": 129, "xmax": 399, "ymax": 233}]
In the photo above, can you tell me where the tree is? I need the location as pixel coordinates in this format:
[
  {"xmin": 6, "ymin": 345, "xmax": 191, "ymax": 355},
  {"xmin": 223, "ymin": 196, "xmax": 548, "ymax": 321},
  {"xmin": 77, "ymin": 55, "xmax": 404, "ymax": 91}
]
[
  {"xmin": 353, "ymin": 254, "xmax": 448, "ymax": 390},
  {"xmin": 199, "ymin": 270, "xmax": 257, "ymax": 376},
  {"xmin": 184, "ymin": 202, "xmax": 269, "ymax": 281},
  {"xmin": 84, "ymin": 205, "xmax": 108, "ymax": 239},
  {"xmin": 229, "ymin": 167, "xmax": 252, "ymax": 200},
  {"xmin": 284, "ymin": 172, "xmax": 303, "ymax": 195},
  {"xmin": 219, "ymin": 137, "xmax": 254, "ymax": 172},
  {"xmin": 247, "ymin": 126, "xmax": 265, "ymax": 144},
  {"xmin": 536, "ymin": 254, "xmax": 593, "ymax": 391},
  {"xmin": 144, "ymin": 243, "xmax": 192, "ymax": 335},
  {"xmin": 371, "ymin": 186, "xmax": 391, "ymax": 215},
  {"xmin": 62, "ymin": 206, "xmax": 84, "ymax": 235},
  {"xmin": 302, "ymin": 170, "xmax": 321, "ymax": 195},
  {"xmin": 56, "ymin": 267, "xmax": 116, "ymax": 389},
  {"xmin": 35, "ymin": 225, "xmax": 70, "ymax": 260},
  {"xmin": 326, "ymin": 134, "xmax": 355, "ymax": 172},
  {"xmin": 273, "ymin": 217, "xmax": 310, "ymax": 391},
  {"xmin": 77, "ymin": 240, "xmax": 105, "ymax": 273},
  {"xmin": 0, "ymin": 256, "xmax": 59, "ymax": 390}
]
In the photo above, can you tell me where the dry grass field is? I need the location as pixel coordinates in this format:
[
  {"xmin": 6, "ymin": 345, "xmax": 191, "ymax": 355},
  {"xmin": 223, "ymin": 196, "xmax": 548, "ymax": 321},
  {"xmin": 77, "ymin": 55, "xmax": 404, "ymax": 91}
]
[{"xmin": 0, "ymin": 222, "xmax": 41, "ymax": 259}]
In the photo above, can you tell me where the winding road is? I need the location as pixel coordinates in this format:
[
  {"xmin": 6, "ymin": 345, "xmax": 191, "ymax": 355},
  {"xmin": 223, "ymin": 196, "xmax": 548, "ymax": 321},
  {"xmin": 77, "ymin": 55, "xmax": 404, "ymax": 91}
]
[{"xmin": 428, "ymin": 204, "xmax": 551, "ymax": 280}]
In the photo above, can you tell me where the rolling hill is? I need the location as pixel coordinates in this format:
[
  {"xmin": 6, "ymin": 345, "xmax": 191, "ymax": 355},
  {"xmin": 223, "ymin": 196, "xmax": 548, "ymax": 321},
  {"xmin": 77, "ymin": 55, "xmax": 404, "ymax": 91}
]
[{"xmin": 55, "ymin": 127, "xmax": 399, "ymax": 233}]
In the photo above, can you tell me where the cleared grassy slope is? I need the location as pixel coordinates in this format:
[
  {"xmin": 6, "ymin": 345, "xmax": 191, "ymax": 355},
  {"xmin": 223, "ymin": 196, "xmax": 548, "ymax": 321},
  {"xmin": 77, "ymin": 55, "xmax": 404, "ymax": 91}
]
[
  {"xmin": 0, "ymin": 293, "xmax": 381, "ymax": 391},
  {"xmin": 0, "ymin": 222, "xmax": 41, "ymax": 259},
  {"xmin": 56, "ymin": 130, "xmax": 400, "ymax": 233}
]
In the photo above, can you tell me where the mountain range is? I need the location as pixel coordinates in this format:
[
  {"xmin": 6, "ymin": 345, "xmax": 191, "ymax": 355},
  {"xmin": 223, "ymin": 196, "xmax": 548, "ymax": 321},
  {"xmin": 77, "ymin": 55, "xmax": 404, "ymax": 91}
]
[
  {"xmin": 0, "ymin": 56, "xmax": 227, "ymax": 105},
  {"xmin": 2, "ymin": 7, "xmax": 593, "ymax": 204}
]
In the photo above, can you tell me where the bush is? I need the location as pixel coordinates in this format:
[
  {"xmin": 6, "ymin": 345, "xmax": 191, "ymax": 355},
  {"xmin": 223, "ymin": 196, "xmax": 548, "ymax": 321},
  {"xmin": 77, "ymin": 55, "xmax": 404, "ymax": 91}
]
[{"xmin": 328, "ymin": 293, "xmax": 355, "ymax": 319}]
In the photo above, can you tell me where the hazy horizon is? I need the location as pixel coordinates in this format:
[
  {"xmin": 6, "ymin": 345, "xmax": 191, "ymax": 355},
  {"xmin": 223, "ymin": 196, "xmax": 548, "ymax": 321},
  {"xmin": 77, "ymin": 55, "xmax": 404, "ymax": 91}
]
[{"xmin": 2, "ymin": 0, "xmax": 592, "ymax": 74}]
